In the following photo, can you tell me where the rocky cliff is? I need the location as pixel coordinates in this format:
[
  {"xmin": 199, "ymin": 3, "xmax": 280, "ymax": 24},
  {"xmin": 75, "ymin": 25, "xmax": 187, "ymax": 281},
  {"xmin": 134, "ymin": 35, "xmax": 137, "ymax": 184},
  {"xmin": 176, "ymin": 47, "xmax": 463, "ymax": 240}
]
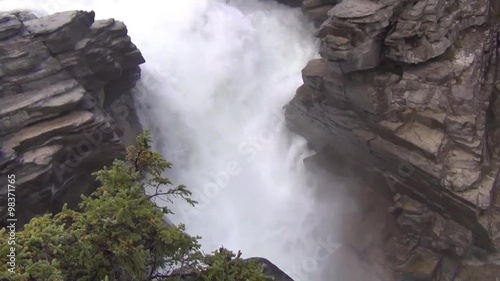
[
  {"xmin": 285, "ymin": 0, "xmax": 500, "ymax": 280},
  {"xmin": 0, "ymin": 10, "xmax": 145, "ymax": 227}
]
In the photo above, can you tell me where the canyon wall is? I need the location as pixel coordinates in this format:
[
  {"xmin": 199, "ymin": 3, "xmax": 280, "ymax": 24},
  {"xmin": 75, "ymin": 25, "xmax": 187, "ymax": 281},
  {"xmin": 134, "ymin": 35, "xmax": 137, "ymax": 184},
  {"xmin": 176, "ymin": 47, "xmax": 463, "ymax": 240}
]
[
  {"xmin": 285, "ymin": 0, "xmax": 500, "ymax": 280},
  {"xmin": 0, "ymin": 10, "xmax": 145, "ymax": 227},
  {"xmin": 3, "ymin": 2, "xmax": 500, "ymax": 280}
]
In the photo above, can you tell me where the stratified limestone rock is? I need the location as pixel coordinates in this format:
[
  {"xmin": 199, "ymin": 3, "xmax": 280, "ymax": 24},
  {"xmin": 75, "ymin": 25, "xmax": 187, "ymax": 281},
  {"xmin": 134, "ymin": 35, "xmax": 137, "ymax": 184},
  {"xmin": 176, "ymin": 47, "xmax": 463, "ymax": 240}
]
[
  {"xmin": 392, "ymin": 195, "xmax": 474, "ymax": 257},
  {"xmin": 24, "ymin": 10, "xmax": 94, "ymax": 54},
  {"xmin": 317, "ymin": 0, "xmax": 399, "ymax": 73},
  {"xmin": 289, "ymin": 0, "xmax": 500, "ymax": 280},
  {"xmin": 310, "ymin": 0, "xmax": 491, "ymax": 73},
  {"xmin": 385, "ymin": 0, "xmax": 489, "ymax": 64},
  {"xmin": 288, "ymin": 1, "xmax": 499, "ymax": 247},
  {"xmin": 0, "ymin": 10, "xmax": 144, "ymax": 227}
]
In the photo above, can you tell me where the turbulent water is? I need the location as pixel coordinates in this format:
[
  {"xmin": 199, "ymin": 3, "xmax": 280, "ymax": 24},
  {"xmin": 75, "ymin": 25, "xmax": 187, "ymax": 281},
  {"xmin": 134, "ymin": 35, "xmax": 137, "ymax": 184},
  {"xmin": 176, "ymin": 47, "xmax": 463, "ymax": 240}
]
[{"xmin": 1, "ymin": 0, "xmax": 344, "ymax": 279}]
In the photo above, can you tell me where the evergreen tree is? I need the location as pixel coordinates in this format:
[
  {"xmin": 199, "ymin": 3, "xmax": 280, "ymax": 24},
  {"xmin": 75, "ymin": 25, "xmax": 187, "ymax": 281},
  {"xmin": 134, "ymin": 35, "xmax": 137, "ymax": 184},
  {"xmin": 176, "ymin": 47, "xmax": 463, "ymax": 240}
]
[{"xmin": 0, "ymin": 131, "xmax": 273, "ymax": 281}]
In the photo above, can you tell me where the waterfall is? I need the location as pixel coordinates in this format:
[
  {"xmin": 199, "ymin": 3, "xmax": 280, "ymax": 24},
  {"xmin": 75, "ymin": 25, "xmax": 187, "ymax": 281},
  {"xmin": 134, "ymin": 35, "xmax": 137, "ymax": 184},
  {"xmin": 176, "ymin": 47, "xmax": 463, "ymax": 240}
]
[{"xmin": 1, "ymin": 0, "xmax": 343, "ymax": 279}]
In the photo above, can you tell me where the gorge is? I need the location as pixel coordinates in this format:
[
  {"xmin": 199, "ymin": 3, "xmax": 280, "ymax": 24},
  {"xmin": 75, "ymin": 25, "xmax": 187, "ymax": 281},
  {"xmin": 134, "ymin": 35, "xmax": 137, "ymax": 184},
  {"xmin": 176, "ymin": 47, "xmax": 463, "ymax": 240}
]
[{"xmin": 0, "ymin": 0, "xmax": 499, "ymax": 280}]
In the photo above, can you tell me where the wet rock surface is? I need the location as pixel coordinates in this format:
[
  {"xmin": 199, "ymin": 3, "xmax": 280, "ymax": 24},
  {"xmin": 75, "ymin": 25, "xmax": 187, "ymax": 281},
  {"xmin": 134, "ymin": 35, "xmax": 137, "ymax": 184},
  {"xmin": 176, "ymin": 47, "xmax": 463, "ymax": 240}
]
[
  {"xmin": 289, "ymin": 0, "xmax": 500, "ymax": 279},
  {"xmin": 0, "ymin": 10, "xmax": 145, "ymax": 227}
]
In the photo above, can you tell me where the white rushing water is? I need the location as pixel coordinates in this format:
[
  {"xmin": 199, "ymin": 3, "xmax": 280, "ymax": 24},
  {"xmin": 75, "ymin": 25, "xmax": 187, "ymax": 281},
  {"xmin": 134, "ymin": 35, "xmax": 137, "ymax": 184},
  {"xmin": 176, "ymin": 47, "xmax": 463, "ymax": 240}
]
[{"xmin": 1, "ymin": 0, "xmax": 343, "ymax": 279}]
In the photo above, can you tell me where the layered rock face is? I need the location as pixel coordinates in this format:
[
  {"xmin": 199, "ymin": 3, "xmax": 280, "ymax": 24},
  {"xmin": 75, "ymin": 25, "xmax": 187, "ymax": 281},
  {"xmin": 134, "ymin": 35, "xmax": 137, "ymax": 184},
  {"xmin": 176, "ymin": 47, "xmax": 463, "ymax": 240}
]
[
  {"xmin": 286, "ymin": 0, "xmax": 500, "ymax": 279},
  {"xmin": 0, "ymin": 10, "xmax": 144, "ymax": 227}
]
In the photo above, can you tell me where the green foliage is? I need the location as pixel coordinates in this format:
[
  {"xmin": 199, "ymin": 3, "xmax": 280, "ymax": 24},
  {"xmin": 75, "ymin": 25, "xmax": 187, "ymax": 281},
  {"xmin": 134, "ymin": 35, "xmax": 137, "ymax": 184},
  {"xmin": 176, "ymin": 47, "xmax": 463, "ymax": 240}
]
[
  {"xmin": 200, "ymin": 248, "xmax": 273, "ymax": 281},
  {"xmin": 0, "ymin": 131, "xmax": 272, "ymax": 281}
]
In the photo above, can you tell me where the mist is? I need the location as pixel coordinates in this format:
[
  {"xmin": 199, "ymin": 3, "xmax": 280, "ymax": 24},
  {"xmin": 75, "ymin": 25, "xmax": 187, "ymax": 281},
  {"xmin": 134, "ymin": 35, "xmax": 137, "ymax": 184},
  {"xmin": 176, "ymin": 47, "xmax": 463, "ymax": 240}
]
[{"xmin": 0, "ymin": 0, "xmax": 355, "ymax": 279}]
